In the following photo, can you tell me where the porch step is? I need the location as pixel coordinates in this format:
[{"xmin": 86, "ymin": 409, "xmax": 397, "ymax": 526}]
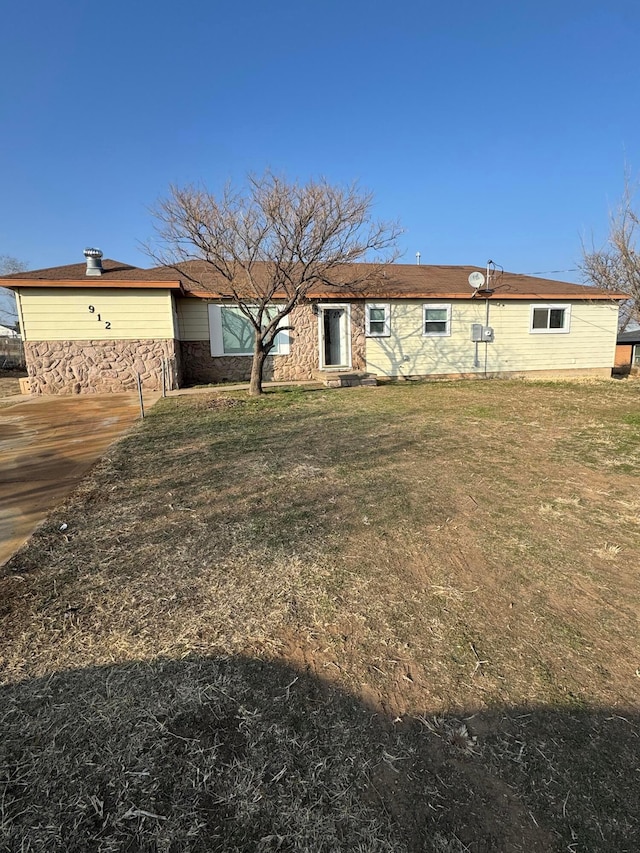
[{"xmin": 314, "ymin": 371, "xmax": 378, "ymax": 388}]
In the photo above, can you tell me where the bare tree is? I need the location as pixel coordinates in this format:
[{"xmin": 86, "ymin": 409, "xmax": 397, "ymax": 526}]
[
  {"xmin": 580, "ymin": 175, "xmax": 640, "ymax": 330},
  {"xmin": 148, "ymin": 172, "xmax": 401, "ymax": 395},
  {"xmin": 0, "ymin": 255, "xmax": 26, "ymax": 330}
]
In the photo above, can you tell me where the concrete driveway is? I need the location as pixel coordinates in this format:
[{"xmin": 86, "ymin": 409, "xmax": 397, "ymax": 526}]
[{"xmin": 0, "ymin": 394, "xmax": 147, "ymax": 567}]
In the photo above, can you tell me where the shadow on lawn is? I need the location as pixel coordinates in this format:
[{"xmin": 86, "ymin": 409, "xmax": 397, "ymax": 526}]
[{"xmin": 1, "ymin": 656, "xmax": 637, "ymax": 853}]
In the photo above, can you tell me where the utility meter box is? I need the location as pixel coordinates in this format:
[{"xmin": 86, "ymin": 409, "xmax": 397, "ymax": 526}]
[
  {"xmin": 482, "ymin": 326, "xmax": 495, "ymax": 343},
  {"xmin": 471, "ymin": 323, "xmax": 483, "ymax": 342}
]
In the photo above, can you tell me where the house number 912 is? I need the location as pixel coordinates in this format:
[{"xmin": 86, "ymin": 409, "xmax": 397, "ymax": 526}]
[{"xmin": 88, "ymin": 305, "xmax": 111, "ymax": 330}]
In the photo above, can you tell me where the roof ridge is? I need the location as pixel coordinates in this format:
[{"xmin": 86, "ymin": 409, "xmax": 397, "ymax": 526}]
[{"xmin": 1, "ymin": 258, "xmax": 141, "ymax": 279}]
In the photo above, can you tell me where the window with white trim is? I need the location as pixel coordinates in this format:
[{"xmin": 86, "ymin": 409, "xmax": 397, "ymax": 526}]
[
  {"xmin": 530, "ymin": 304, "xmax": 571, "ymax": 334},
  {"xmin": 366, "ymin": 303, "xmax": 390, "ymax": 337},
  {"xmin": 209, "ymin": 304, "xmax": 290, "ymax": 357},
  {"xmin": 423, "ymin": 303, "xmax": 451, "ymax": 337}
]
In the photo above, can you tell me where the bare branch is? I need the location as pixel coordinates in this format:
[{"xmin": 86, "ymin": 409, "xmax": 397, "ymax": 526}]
[
  {"xmin": 579, "ymin": 172, "xmax": 640, "ymax": 330},
  {"xmin": 146, "ymin": 171, "xmax": 402, "ymax": 394},
  {"xmin": 0, "ymin": 256, "xmax": 27, "ymax": 330}
]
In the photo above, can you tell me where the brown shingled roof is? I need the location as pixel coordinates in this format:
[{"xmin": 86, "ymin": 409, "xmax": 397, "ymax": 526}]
[
  {"xmin": 1, "ymin": 259, "xmax": 183, "ymax": 289},
  {"xmin": 110, "ymin": 260, "xmax": 630, "ymax": 301},
  {"xmin": 0, "ymin": 259, "xmax": 626, "ymax": 301},
  {"xmin": 4, "ymin": 259, "xmax": 141, "ymax": 280}
]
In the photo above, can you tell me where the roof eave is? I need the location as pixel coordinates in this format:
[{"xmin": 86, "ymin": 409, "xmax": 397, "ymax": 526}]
[
  {"xmin": 180, "ymin": 289, "xmax": 625, "ymax": 301},
  {"xmin": 1, "ymin": 278, "xmax": 183, "ymax": 291},
  {"xmin": 307, "ymin": 290, "xmax": 628, "ymax": 301}
]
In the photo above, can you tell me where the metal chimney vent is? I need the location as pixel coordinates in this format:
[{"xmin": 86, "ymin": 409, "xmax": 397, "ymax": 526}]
[{"xmin": 84, "ymin": 247, "xmax": 103, "ymax": 276}]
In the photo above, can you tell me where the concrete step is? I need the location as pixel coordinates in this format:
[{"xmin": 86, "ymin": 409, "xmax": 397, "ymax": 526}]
[{"xmin": 314, "ymin": 371, "xmax": 378, "ymax": 388}]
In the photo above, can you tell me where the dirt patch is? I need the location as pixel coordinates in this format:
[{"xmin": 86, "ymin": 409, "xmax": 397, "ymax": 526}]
[{"xmin": 206, "ymin": 395, "xmax": 247, "ymax": 410}]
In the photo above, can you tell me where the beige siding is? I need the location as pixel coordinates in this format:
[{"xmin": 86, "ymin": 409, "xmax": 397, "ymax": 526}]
[
  {"xmin": 366, "ymin": 300, "xmax": 620, "ymax": 377},
  {"xmin": 18, "ymin": 288, "xmax": 176, "ymax": 341},
  {"xmin": 176, "ymin": 297, "xmax": 210, "ymax": 341}
]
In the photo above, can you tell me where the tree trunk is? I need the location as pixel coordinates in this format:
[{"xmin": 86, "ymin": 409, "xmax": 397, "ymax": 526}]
[{"xmin": 249, "ymin": 335, "xmax": 268, "ymax": 396}]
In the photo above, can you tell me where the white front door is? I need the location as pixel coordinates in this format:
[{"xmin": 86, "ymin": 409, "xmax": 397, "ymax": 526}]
[{"xmin": 319, "ymin": 305, "xmax": 351, "ymax": 369}]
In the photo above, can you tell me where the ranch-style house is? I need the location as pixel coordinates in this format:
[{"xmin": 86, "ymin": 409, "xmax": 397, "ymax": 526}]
[{"xmin": 1, "ymin": 250, "xmax": 625, "ymax": 395}]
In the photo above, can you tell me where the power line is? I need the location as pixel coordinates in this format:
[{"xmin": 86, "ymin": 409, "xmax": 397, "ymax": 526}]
[{"xmin": 523, "ymin": 268, "xmax": 580, "ymax": 276}]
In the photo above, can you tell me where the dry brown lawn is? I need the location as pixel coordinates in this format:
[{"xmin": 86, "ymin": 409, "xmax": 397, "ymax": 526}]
[{"xmin": 1, "ymin": 379, "xmax": 640, "ymax": 852}]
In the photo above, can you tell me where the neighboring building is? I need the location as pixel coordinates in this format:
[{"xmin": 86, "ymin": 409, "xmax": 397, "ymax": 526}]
[
  {"xmin": 614, "ymin": 329, "xmax": 640, "ymax": 375},
  {"xmin": 0, "ymin": 250, "xmax": 626, "ymax": 395},
  {"xmin": 0, "ymin": 323, "xmax": 19, "ymax": 338},
  {"xmin": 0, "ymin": 321, "xmax": 23, "ymax": 368}
]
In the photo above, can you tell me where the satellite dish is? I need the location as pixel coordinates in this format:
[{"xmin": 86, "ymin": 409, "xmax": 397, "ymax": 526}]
[{"xmin": 468, "ymin": 271, "xmax": 485, "ymax": 289}]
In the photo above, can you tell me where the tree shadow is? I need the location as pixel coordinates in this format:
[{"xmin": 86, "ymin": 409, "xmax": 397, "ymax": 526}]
[
  {"xmin": 1, "ymin": 655, "xmax": 637, "ymax": 852},
  {"xmin": 365, "ymin": 303, "xmax": 529, "ymax": 380}
]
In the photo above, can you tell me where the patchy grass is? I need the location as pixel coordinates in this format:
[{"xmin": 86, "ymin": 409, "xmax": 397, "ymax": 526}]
[{"xmin": 2, "ymin": 379, "xmax": 640, "ymax": 851}]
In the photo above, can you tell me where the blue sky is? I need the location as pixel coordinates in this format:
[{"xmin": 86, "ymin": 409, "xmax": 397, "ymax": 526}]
[{"xmin": 1, "ymin": 0, "xmax": 638, "ymax": 281}]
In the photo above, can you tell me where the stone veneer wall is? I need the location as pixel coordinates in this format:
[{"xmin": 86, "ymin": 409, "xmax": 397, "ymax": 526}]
[
  {"xmin": 180, "ymin": 344, "xmax": 254, "ymax": 385},
  {"xmin": 181, "ymin": 302, "xmax": 367, "ymax": 385},
  {"xmin": 24, "ymin": 339, "xmax": 182, "ymax": 395}
]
